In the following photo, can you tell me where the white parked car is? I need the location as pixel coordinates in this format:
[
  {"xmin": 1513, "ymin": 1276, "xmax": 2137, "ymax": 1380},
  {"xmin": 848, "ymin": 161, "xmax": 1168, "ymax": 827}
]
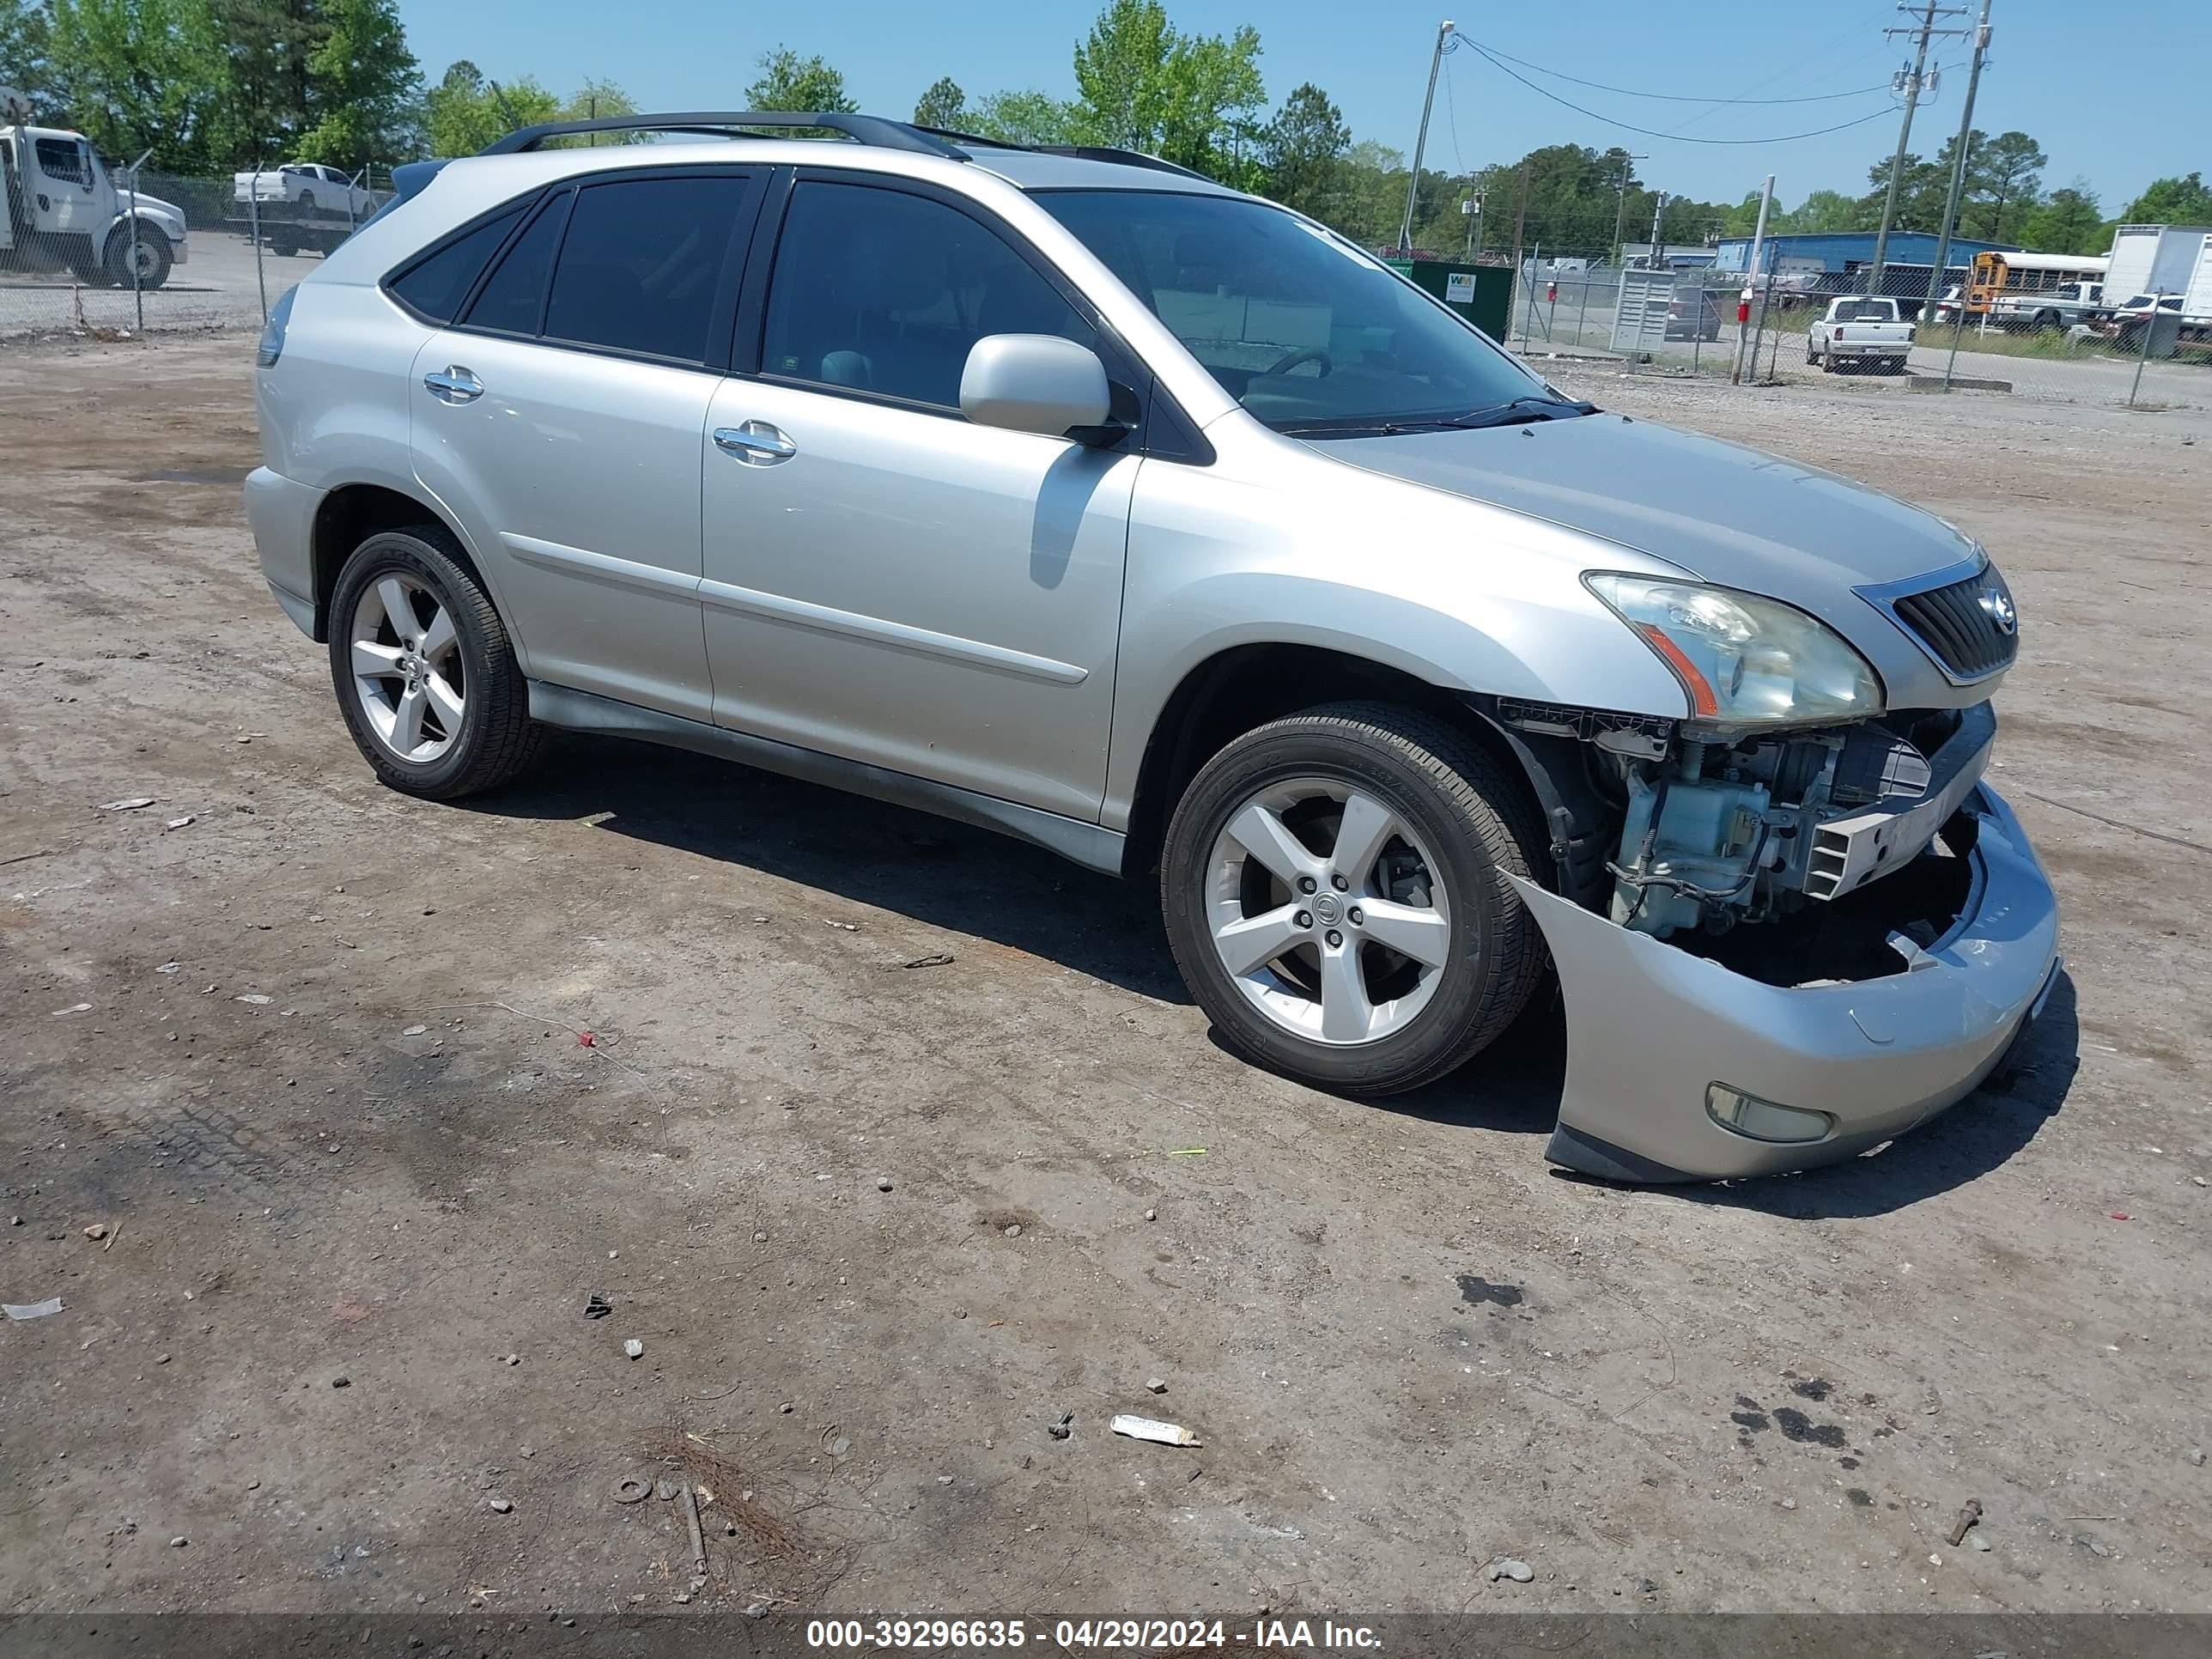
[
  {"xmin": 1806, "ymin": 296, "xmax": 1912, "ymax": 374},
  {"xmin": 233, "ymin": 161, "xmax": 376, "ymax": 220}
]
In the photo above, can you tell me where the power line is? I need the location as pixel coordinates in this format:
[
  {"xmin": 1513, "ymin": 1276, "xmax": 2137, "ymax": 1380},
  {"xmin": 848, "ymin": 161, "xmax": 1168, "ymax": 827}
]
[
  {"xmin": 1456, "ymin": 39, "xmax": 1905, "ymax": 146},
  {"xmin": 1467, "ymin": 41, "xmax": 1895, "ymax": 105}
]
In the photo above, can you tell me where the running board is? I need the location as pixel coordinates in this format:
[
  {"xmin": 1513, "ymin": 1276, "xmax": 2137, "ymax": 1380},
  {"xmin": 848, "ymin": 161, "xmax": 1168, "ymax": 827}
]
[{"xmin": 526, "ymin": 682, "xmax": 1127, "ymax": 878}]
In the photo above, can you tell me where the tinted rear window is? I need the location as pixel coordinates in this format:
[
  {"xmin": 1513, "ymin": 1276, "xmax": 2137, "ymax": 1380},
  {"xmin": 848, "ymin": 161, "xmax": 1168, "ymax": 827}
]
[
  {"xmin": 389, "ymin": 208, "xmax": 522, "ymax": 324},
  {"xmin": 543, "ymin": 176, "xmax": 751, "ymax": 363}
]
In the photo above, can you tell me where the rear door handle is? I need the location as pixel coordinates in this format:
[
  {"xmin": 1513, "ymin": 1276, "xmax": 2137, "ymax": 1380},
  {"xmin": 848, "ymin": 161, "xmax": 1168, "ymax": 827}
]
[
  {"xmin": 713, "ymin": 422, "xmax": 797, "ymax": 465},
  {"xmin": 423, "ymin": 366, "xmax": 483, "ymax": 404}
]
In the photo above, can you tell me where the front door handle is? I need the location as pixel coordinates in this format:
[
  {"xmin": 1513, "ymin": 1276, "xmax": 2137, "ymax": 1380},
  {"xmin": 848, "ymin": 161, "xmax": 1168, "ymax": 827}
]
[
  {"xmin": 423, "ymin": 366, "xmax": 483, "ymax": 404},
  {"xmin": 713, "ymin": 422, "xmax": 797, "ymax": 465}
]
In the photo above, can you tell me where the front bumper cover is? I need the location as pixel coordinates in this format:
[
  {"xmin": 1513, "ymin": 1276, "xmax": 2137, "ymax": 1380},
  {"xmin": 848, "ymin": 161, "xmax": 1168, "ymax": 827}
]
[{"xmin": 1511, "ymin": 781, "xmax": 2059, "ymax": 1182}]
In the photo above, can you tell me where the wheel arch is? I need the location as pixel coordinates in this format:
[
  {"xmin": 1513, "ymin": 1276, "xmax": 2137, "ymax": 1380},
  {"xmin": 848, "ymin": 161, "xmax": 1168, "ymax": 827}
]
[
  {"xmin": 309, "ymin": 484, "xmax": 485, "ymax": 644},
  {"xmin": 1120, "ymin": 642, "xmax": 1579, "ymax": 892}
]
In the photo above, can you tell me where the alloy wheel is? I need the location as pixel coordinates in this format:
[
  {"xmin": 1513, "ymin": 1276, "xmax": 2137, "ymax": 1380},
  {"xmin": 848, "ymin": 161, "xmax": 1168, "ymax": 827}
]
[
  {"xmin": 1205, "ymin": 776, "xmax": 1455, "ymax": 1047},
  {"xmin": 348, "ymin": 573, "xmax": 465, "ymax": 763}
]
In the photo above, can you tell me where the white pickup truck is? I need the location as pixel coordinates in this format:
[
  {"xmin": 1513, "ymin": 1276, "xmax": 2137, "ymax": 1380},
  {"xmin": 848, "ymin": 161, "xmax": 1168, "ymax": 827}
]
[
  {"xmin": 1806, "ymin": 295, "xmax": 1913, "ymax": 374},
  {"xmin": 232, "ymin": 161, "xmax": 375, "ymax": 221}
]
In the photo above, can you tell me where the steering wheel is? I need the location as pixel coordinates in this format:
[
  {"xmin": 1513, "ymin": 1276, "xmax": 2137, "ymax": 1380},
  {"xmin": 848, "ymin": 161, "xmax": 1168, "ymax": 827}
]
[{"xmin": 1265, "ymin": 347, "xmax": 1334, "ymax": 378}]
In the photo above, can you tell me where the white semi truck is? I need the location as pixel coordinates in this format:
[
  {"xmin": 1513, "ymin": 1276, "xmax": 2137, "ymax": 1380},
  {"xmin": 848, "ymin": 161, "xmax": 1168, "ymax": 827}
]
[{"xmin": 2, "ymin": 91, "xmax": 190, "ymax": 289}]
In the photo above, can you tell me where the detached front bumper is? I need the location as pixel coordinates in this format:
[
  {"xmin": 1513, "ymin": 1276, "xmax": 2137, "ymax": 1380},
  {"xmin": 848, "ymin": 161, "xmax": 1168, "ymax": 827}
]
[{"xmin": 1511, "ymin": 783, "xmax": 2060, "ymax": 1182}]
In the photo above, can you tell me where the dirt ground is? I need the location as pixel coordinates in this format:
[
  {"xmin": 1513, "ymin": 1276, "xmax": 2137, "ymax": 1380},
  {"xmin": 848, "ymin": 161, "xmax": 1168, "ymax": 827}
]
[{"xmin": 3, "ymin": 335, "xmax": 2209, "ymax": 1623}]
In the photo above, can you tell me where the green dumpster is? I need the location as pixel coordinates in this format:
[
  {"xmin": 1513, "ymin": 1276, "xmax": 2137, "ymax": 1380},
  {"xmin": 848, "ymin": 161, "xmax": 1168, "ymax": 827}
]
[{"xmin": 1389, "ymin": 260, "xmax": 1512, "ymax": 343}]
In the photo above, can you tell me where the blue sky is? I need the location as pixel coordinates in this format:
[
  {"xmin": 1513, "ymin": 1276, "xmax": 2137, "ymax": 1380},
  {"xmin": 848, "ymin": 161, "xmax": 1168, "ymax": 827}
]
[{"xmin": 398, "ymin": 1, "xmax": 2203, "ymax": 211}]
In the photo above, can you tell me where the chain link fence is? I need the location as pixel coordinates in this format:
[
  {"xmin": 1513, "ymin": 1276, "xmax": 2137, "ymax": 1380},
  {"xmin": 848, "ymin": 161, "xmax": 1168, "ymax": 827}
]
[
  {"xmin": 2, "ymin": 168, "xmax": 387, "ymax": 345},
  {"xmin": 1502, "ymin": 247, "xmax": 2211, "ymax": 413}
]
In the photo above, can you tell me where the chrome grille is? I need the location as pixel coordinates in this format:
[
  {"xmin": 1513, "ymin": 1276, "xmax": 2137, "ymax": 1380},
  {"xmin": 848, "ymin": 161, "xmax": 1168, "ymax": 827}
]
[{"xmin": 1882, "ymin": 562, "xmax": 2018, "ymax": 681}]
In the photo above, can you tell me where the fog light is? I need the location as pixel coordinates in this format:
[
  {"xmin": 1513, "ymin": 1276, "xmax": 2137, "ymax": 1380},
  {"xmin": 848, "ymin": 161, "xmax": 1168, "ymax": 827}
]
[{"xmin": 1705, "ymin": 1084, "xmax": 1834, "ymax": 1145}]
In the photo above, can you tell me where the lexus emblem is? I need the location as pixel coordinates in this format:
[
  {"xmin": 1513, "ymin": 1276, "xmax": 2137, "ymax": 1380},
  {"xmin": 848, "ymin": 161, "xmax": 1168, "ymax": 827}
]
[{"xmin": 1980, "ymin": 585, "xmax": 2018, "ymax": 635}]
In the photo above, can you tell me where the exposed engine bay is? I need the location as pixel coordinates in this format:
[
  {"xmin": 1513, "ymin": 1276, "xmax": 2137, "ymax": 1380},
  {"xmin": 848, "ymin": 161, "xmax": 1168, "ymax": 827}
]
[{"xmin": 1498, "ymin": 696, "xmax": 1996, "ymax": 960}]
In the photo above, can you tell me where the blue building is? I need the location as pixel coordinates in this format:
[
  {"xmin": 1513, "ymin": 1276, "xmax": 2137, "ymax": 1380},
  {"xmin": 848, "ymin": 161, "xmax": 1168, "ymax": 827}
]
[{"xmin": 1711, "ymin": 229, "xmax": 2013, "ymax": 276}]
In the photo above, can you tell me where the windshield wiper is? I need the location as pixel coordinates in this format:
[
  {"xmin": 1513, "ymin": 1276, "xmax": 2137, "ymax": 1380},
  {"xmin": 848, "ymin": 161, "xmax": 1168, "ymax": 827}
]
[{"xmin": 1446, "ymin": 394, "xmax": 1598, "ymax": 428}]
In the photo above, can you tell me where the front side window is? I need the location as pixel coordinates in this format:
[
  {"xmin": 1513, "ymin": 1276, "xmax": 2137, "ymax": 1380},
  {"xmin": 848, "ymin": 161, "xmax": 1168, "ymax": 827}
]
[
  {"xmin": 1040, "ymin": 189, "xmax": 1557, "ymax": 434},
  {"xmin": 543, "ymin": 175, "xmax": 751, "ymax": 363},
  {"xmin": 35, "ymin": 137, "xmax": 87, "ymax": 185},
  {"xmin": 762, "ymin": 181, "xmax": 1097, "ymax": 409}
]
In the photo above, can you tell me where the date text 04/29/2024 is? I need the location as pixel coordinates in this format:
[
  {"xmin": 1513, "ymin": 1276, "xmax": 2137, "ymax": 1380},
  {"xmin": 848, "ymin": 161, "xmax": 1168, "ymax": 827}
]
[{"xmin": 805, "ymin": 1619, "xmax": 1383, "ymax": 1650}]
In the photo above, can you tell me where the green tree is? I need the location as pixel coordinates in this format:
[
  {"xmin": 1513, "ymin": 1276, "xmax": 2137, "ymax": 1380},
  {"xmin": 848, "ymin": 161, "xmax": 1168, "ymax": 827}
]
[
  {"xmin": 2121, "ymin": 172, "xmax": 2212, "ymax": 223},
  {"xmin": 1959, "ymin": 129, "xmax": 2044, "ymax": 242},
  {"xmin": 422, "ymin": 59, "xmax": 557, "ymax": 156},
  {"xmin": 1069, "ymin": 0, "xmax": 1263, "ymax": 177},
  {"xmin": 1776, "ymin": 188, "xmax": 1865, "ymax": 234},
  {"xmin": 1, "ymin": 0, "xmax": 59, "ymax": 112},
  {"xmin": 745, "ymin": 46, "xmax": 855, "ymax": 114},
  {"xmin": 46, "ymin": 0, "xmax": 228, "ymax": 171},
  {"xmin": 1860, "ymin": 147, "xmax": 1953, "ymax": 234},
  {"xmin": 1260, "ymin": 82, "xmax": 1347, "ymax": 216},
  {"xmin": 295, "ymin": 0, "xmax": 414, "ymax": 169},
  {"xmin": 204, "ymin": 0, "xmax": 319, "ymax": 164},
  {"xmin": 2017, "ymin": 183, "xmax": 2104, "ymax": 254},
  {"xmin": 913, "ymin": 76, "xmax": 965, "ymax": 130},
  {"xmin": 969, "ymin": 88, "xmax": 1086, "ymax": 146}
]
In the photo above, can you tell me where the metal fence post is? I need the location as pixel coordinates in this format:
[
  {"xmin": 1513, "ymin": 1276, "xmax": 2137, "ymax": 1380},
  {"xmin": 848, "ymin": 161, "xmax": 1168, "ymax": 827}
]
[
  {"xmin": 250, "ymin": 164, "xmax": 268, "ymax": 325},
  {"xmin": 2127, "ymin": 295, "xmax": 2160, "ymax": 410},
  {"xmin": 126, "ymin": 173, "xmax": 143, "ymax": 332},
  {"xmin": 1576, "ymin": 278, "xmax": 1589, "ymax": 348},
  {"xmin": 1520, "ymin": 243, "xmax": 1539, "ymax": 351}
]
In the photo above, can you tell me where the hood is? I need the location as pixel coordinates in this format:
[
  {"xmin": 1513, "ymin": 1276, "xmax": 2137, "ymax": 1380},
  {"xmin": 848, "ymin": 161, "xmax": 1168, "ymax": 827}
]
[
  {"xmin": 122, "ymin": 191, "xmax": 187, "ymax": 234},
  {"xmin": 1322, "ymin": 413, "xmax": 1978, "ymax": 602}
]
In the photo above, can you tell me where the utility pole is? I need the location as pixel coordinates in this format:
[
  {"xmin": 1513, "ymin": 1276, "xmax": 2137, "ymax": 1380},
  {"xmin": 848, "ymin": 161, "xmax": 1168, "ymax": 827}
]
[
  {"xmin": 1609, "ymin": 153, "xmax": 1647, "ymax": 266},
  {"xmin": 1869, "ymin": 2, "xmax": 1964, "ymax": 292},
  {"xmin": 1397, "ymin": 20, "xmax": 1455, "ymax": 257},
  {"xmin": 1647, "ymin": 191, "xmax": 1667, "ymax": 266},
  {"xmin": 1731, "ymin": 173, "xmax": 1775, "ymax": 385},
  {"xmin": 1927, "ymin": 0, "xmax": 1990, "ymax": 356}
]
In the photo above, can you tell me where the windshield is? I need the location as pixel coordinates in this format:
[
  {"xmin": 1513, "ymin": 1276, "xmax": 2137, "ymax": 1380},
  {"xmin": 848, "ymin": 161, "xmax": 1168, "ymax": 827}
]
[{"xmin": 1037, "ymin": 189, "xmax": 1556, "ymax": 433}]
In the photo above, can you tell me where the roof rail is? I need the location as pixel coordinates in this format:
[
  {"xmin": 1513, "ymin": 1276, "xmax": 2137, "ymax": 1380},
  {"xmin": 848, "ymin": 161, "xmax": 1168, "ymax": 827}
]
[
  {"xmin": 1036, "ymin": 145, "xmax": 1213, "ymax": 183},
  {"xmin": 477, "ymin": 112, "xmax": 967, "ymax": 159}
]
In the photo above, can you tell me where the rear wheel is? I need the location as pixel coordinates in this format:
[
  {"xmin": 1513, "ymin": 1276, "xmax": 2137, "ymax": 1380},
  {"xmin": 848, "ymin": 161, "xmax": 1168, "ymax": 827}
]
[
  {"xmin": 327, "ymin": 527, "xmax": 546, "ymax": 799},
  {"xmin": 297, "ymin": 190, "xmax": 317, "ymax": 216},
  {"xmin": 1160, "ymin": 702, "xmax": 1549, "ymax": 1097}
]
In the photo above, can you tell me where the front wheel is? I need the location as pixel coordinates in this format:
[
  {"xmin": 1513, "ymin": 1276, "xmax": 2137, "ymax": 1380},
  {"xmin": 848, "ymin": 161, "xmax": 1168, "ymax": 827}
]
[
  {"xmin": 1160, "ymin": 703, "xmax": 1550, "ymax": 1097},
  {"xmin": 104, "ymin": 225, "xmax": 172, "ymax": 289},
  {"xmin": 327, "ymin": 527, "xmax": 546, "ymax": 799}
]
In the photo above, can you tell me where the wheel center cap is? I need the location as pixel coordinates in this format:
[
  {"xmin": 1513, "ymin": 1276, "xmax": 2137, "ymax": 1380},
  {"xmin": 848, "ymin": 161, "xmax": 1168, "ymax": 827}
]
[{"xmin": 1314, "ymin": 892, "xmax": 1341, "ymax": 925}]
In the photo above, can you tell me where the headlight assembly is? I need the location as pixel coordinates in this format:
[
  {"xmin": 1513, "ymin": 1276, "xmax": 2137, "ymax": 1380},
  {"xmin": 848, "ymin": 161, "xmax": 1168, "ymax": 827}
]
[{"xmin": 1585, "ymin": 573, "xmax": 1885, "ymax": 726}]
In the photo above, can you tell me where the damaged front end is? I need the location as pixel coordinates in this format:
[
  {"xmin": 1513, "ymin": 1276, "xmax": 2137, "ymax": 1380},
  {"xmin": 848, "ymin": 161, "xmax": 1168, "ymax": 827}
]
[{"xmin": 1491, "ymin": 696, "xmax": 2060, "ymax": 1182}]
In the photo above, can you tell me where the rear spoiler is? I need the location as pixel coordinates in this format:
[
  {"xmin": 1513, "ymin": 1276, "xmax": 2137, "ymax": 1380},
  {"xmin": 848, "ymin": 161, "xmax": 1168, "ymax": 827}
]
[{"xmin": 357, "ymin": 158, "xmax": 450, "ymax": 230}]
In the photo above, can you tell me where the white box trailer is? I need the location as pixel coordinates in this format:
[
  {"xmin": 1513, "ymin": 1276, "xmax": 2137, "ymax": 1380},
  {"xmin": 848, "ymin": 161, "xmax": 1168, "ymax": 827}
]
[{"xmin": 2105, "ymin": 223, "xmax": 2212, "ymax": 308}]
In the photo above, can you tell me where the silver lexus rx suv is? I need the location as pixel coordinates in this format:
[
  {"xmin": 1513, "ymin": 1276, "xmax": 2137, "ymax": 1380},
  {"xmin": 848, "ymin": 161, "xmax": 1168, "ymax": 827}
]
[{"xmin": 245, "ymin": 112, "xmax": 2060, "ymax": 1182}]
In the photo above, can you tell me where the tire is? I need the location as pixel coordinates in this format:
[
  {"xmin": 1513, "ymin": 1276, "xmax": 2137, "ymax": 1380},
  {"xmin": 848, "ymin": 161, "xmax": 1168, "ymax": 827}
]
[
  {"xmin": 2032, "ymin": 310, "xmax": 2059, "ymax": 332},
  {"xmin": 297, "ymin": 191, "xmax": 317, "ymax": 216},
  {"xmin": 1804, "ymin": 343, "xmax": 1816, "ymax": 366},
  {"xmin": 104, "ymin": 225, "xmax": 172, "ymax": 289},
  {"xmin": 326, "ymin": 526, "xmax": 546, "ymax": 800},
  {"xmin": 1159, "ymin": 702, "xmax": 1550, "ymax": 1097}
]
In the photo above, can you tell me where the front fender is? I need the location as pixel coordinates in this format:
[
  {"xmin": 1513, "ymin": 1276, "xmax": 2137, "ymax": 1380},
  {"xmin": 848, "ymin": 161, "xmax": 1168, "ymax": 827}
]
[{"xmin": 1103, "ymin": 434, "xmax": 1688, "ymax": 831}]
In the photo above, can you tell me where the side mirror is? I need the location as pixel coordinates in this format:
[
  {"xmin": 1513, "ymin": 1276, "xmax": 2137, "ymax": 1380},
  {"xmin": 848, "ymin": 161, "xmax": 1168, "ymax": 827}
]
[{"xmin": 960, "ymin": 334, "xmax": 1112, "ymax": 440}]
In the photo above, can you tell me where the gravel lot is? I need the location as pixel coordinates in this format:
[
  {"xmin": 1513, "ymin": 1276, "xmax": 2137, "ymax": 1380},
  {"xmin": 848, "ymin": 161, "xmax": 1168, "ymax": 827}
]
[{"xmin": 3, "ymin": 335, "xmax": 2209, "ymax": 1621}]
